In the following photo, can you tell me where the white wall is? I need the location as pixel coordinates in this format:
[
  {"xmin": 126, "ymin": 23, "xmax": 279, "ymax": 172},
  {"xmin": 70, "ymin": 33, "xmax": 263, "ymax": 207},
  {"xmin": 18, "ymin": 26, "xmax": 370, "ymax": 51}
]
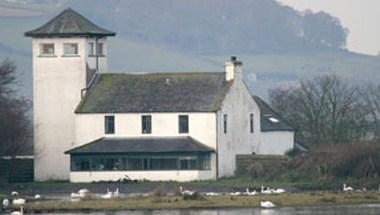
[
  {"xmin": 70, "ymin": 154, "xmax": 217, "ymax": 182},
  {"xmin": 216, "ymin": 67, "xmax": 261, "ymax": 178},
  {"xmin": 75, "ymin": 112, "xmax": 217, "ymax": 149},
  {"xmin": 33, "ymin": 37, "xmax": 109, "ymax": 180},
  {"xmin": 258, "ymin": 131, "xmax": 294, "ymax": 155}
]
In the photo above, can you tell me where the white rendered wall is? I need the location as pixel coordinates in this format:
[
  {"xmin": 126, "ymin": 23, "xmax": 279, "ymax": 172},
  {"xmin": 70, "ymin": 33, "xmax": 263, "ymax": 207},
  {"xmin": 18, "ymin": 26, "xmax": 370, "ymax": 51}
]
[
  {"xmin": 258, "ymin": 131, "xmax": 294, "ymax": 155},
  {"xmin": 70, "ymin": 154, "xmax": 217, "ymax": 182},
  {"xmin": 216, "ymin": 69, "xmax": 261, "ymax": 178},
  {"xmin": 74, "ymin": 113, "xmax": 217, "ymax": 149},
  {"xmin": 33, "ymin": 37, "xmax": 108, "ymax": 180}
]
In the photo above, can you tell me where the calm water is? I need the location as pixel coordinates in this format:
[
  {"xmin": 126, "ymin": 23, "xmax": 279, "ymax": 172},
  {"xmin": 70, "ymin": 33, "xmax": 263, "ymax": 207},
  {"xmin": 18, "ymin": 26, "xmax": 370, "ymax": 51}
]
[{"xmin": 22, "ymin": 204, "xmax": 380, "ymax": 215}]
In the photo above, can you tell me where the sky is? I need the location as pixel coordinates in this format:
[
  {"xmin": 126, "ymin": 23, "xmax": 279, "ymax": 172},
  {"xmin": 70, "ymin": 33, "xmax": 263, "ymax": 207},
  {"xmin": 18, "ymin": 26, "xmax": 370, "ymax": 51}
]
[{"xmin": 277, "ymin": 0, "xmax": 380, "ymax": 55}]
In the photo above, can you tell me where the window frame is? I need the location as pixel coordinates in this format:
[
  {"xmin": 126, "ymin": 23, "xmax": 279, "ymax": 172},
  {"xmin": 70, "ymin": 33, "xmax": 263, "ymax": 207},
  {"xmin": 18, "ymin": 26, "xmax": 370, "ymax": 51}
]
[
  {"xmin": 178, "ymin": 115, "xmax": 189, "ymax": 134},
  {"xmin": 142, "ymin": 115, "xmax": 152, "ymax": 134},
  {"xmin": 63, "ymin": 43, "xmax": 79, "ymax": 56},
  {"xmin": 104, "ymin": 115, "xmax": 115, "ymax": 134},
  {"xmin": 39, "ymin": 43, "xmax": 55, "ymax": 56}
]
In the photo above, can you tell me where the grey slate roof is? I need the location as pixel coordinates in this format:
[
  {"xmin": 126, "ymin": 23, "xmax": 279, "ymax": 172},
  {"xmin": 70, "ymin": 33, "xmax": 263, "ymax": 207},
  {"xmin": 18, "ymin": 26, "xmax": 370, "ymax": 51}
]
[
  {"xmin": 25, "ymin": 8, "xmax": 115, "ymax": 37},
  {"xmin": 253, "ymin": 96, "xmax": 295, "ymax": 132},
  {"xmin": 76, "ymin": 72, "xmax": 232, "ymax": 113},
  {"xmin": 65, "ymin": 137, "xmax": 215, "ymax": 154}
]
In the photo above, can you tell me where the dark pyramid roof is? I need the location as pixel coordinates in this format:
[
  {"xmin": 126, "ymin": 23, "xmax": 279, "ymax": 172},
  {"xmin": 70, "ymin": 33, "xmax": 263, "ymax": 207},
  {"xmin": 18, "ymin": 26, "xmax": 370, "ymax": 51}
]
[
  {"xmin": 65, "ymin": 137, "xmax": 215, "ymax": 154},
  {"xmin": 76, "ymin": 72, "xmax": 232, "ymax": 113},
  {"xmin": 25, "ymin": 8, "xmax": 115, "ymax": 37},
  {"xmin": 253, "ymin": 96, "xmax": 295, "ymax": 132}
]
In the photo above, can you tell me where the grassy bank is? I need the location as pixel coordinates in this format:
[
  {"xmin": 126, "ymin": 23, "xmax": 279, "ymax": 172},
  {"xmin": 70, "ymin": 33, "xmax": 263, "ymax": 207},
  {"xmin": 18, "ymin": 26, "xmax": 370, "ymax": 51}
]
[{"xmin": 10, "ymin": 192, "xmax": 380, "ymax": 213}]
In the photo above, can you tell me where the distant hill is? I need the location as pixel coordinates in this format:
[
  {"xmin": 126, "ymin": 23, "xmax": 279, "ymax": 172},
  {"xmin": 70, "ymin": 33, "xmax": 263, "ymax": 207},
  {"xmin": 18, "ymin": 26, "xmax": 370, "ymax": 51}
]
[{"xmin": 0, "ymin": 0, "xmax": 378, "ymax": 100}]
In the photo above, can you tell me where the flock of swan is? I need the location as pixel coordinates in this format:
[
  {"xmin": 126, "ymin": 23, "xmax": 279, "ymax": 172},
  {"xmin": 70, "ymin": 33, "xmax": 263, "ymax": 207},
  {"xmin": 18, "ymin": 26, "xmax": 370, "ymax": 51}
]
[{"xmin": 1, "ymin": 183, "xmax": 373, "ymax": 213}]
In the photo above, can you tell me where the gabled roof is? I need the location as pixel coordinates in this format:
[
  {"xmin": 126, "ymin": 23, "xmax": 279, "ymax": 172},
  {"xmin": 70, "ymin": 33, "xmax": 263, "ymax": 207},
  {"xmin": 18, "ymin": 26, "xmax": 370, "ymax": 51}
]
[
  {"xmin": 25, "ymin": 8, "xmax": 115, "ymax": 37},
  {"xmin": 76, "ymin": 72, "xmax": 232, "ymax": 113},
  {"xmin": 253, "ymin": 96, "xmax": 295, "ymax": 132},
  {"xmin": 65, "ymin": 137, "xmax": 215, "ymax": 154}
]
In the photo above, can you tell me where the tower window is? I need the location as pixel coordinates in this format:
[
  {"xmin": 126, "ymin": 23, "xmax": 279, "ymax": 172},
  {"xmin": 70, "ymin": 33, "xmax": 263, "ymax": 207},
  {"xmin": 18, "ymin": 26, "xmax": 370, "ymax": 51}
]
[
  {"xmin": 96, "ymin": 43, "xmax": 104, "ymax": 55},
  {"xmin": 104, "ymin": 115, "xmax": 115, "ymax": 134},
  {"xmin": 40, "ymin": 43, "xmax": 55, "ymax": 55},
  {"xmin": 142, "ymin": 115, "xmax": 152, "ymax": 134},
  {"xmin": 63, "ymin": 43, "xmax": 78, "ymax": 55},
  {"xmin": 223, "ymin": 114, "xmax": 228, "ymax": 134},
  {"xmin": 178, "ymin": 115, "xmax": 189, "ymax": 133},
  {"xmin": 88, "ymin": 42, "xmax": 95, "ymax": 55}
]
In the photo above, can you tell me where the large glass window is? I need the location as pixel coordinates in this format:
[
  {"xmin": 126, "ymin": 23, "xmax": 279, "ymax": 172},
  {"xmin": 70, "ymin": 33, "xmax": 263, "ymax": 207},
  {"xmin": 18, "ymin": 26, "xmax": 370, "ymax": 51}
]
[
  {"xmin": 178, "ymin": 115, "xmax": 189, "ymax": 133},
  {"xmin": 71, "ymin": 154, "xmax": 211, "ymax": 171},
  {"xmin": 63, "ymin": 43, "xmax": 78, "ymax": 55},
  {"xmin": 105, "ymin": 115, "xmax": 115, "ymax": 134},
  {"xmin": 40, "ymin": 43, "xmax": 55, "ymax": 55},
  {"xmin": 142, "ymin": 115, "xmax": 152, "ymax": 134}
]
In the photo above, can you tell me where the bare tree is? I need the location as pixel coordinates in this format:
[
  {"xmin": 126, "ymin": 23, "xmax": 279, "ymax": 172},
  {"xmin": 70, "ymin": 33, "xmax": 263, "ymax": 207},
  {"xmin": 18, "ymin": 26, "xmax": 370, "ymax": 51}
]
[
  {"xmin": 269, "ymin": 75, "xmax": 369, "ymax": 145},
  {"xmin": 0, "ymin": 59, "xmax": 32, "ymax": 157}
]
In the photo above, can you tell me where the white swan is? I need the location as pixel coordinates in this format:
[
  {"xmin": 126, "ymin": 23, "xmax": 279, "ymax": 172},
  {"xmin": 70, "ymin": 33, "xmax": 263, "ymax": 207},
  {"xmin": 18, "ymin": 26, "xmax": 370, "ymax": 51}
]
[
  {"xmin": 260, "ymin": 200, "xmax": 276, "ymax": 208},
  {"xmin": 10, "ymin": 206, "xmax": 23, "ymax": 215},
  {"xmin": 100, "ymin": 189, "xmax": 113, "ymax": 199},
  {"xmin": 229, "ymin": 192, "xmax": 242, "ymax": 196},
  {"xmin": 2, "ymin": 198, "xmax": 9, "ymax": 207},
  {"xmin": 245, "ymin": 188, "xmax": 257, "ymax": 196},
  {"xmin": 273, "ymin": 188, "xmax": 286, "ymax": 194},
  {"xmin": 205, "ymin": 192, "xmax": 220, "ymax": 196},
  {"xmin": 11, "ymin": 191, "xmax": 19, "ymax": 196},
  {"xmin": 179, "ymin": 186, "xmax": 195, "ymax": 196},
  {"xmin": 113, "ymin": 188, "xmax": 120, "ymax": 197},
  {"xmin": 70, "ymin": 192, "xmax": 81, "ymax": 198},
  {"xmin": 261, "ymin": 186, "xmax": 273, "ymax": 194},
  {"xmin": 78, "ymin": 188, "xmax": 90, "ymax": 198},
  {"xmin": 343, "ymin": 184, "xmax": 353, "ymax": 192},
  {"xmin": 34, "ymin": 194, "xmax": 41, "ymax": 199},
  {"xmin": 12, "ymin": 198, "xmax": 26, "ymax": 205}
]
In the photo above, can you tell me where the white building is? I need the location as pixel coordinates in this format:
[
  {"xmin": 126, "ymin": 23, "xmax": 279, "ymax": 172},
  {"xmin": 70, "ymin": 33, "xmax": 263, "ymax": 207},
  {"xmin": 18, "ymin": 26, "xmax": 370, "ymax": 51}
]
[{"xmin": 25, "ymin": 8, "xmax": 295, "ymax": 182}]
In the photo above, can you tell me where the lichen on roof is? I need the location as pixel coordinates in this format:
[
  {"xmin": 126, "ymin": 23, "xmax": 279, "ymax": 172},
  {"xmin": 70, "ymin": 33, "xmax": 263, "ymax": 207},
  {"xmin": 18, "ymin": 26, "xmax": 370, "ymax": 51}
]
[{"xmin": 76, "ymin": 72, "xmax": 232, "ymax": 113}]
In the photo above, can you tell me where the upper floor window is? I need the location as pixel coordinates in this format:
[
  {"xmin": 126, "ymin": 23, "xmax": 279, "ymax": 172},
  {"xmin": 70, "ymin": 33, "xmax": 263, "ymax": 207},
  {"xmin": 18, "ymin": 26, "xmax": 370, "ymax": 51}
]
[
  {"xmin": 104, "ymin": 115, "xmax": 115, "ymax": 134},
  {"xmin": 40, "ymin": 43, "xmax": 55, "ymax": 55},
  {"xmin": 142, "ymin": 115, "xmax": 152, "ymax": 134},
  {"xmin": 88, "ymin": 42, "xmax": 104, "ymax": 56},
  {"xmin": 178, "ymin": 115, "xmax": 189, "ymax": 133},
  {"xmin": 63, "ymin": 43, "xmax": 78, "ymax": 55},
  {"xmin": 250, "ymin": 113, "xmax": 254, "ymax": 133},
  {"xmin": 223, "ymin": 114, "xmax": 228, "ymax": 134},
  {"xmin": 88, "ymin": 42, "xmax": 95, "ymax": 55},
  {"xmin": 96, "ymin": 43, "xmax": 104, "ymax": 55}
]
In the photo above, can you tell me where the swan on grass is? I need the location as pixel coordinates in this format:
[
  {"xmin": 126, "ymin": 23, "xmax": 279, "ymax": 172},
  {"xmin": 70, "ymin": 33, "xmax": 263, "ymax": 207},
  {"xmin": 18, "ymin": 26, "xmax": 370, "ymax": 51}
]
[
  {"xmin": 260, "ymin": 200, "xmax": 276, "ymax": 208},
  {"xmin": 343, "ymin": 184, "xmax": 354, "ymax": 192},
  {"xmin": 12, "ymin": 199, "xmax": 26, "ymax": 205},
  {"xmin": 10, "ymin": 206, "xmax": 23, "ymax": 215},
  {"xmin": 2, "ymin": 199, "xmax": 9, "ymax": 207},
  {"xmin": 100, "ymin": 188, "xmax": 113, "ymax": 199},
  {"xmin": 113, "ymin": 188, "xmax": 120, "ymax": 197}
]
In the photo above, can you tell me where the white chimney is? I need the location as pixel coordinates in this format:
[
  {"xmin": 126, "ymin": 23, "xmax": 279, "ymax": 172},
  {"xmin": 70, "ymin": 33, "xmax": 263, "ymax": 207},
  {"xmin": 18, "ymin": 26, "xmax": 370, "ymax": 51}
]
[{"xmin": 225, "ymin": 56, "xmax": 242, "ymax": 81}]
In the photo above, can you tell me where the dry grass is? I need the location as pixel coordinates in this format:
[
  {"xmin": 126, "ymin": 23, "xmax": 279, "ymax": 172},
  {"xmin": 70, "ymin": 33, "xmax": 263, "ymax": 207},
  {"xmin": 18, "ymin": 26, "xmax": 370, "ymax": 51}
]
[{"xmin": 20, "ymin": 192, "xmax": 380, "ymax": 213}]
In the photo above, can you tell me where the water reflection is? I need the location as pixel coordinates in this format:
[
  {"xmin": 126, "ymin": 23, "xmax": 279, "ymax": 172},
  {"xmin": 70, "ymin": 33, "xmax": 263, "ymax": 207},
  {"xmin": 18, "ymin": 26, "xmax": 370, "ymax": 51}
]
[{"xmin": 20, "ymin": 204, "xmax": 380, "ymax": 215}]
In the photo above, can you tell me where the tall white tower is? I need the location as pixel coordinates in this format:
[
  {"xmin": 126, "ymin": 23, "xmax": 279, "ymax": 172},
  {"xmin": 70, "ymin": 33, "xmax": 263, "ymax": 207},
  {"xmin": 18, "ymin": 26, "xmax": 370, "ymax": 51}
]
[{"xmin": 25, "ymin": 8, "xmax": 115, "ymax": 180}]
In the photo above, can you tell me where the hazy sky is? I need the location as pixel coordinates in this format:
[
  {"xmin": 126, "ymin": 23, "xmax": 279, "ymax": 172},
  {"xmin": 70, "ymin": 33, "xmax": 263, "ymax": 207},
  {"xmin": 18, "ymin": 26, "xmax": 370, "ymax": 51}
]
[{"xmin": 277, "ymin": 0, "xmax": 380, "ymax": 55}]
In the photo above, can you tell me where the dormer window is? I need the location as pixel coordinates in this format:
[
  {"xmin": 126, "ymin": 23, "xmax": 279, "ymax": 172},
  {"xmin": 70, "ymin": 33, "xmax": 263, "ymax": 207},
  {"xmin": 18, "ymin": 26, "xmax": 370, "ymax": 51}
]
[
  {"xmin": 63, "ymin": 43, "xmax": 79, "ymax": 55},
  {"xmin": 40, "ymin": 43, "xmax": 55, "ymax": 55}
]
